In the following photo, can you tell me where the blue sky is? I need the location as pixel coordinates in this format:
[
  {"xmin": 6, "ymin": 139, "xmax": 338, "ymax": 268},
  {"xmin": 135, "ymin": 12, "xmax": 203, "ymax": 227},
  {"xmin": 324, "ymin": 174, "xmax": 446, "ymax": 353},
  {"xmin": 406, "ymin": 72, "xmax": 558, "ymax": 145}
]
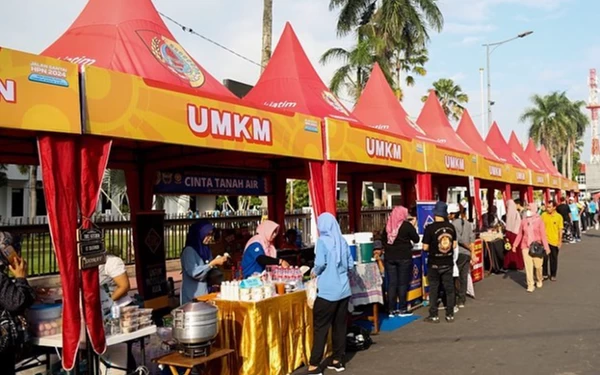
[{"xmin": 0, "ymin": 0, "xmax": 595, "ymax": 160}]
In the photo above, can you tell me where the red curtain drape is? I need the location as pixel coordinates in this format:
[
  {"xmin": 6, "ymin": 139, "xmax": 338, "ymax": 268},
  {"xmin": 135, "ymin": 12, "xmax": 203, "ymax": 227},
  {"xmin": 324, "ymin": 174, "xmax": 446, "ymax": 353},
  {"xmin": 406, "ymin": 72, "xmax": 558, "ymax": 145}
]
[
  {"xmin": 37, "ymin": 136, "xmax": 80, "ymax": 371},
  {"xmin": 416, "ymin": 173, "xmax": 433, "ymax": 200},
  {"xmin": 472, "ymin": 178, "xmax": 482, "ymax": 229},
  {"xmin": 77, "ymin": 136, "xmax": 111, "ymax": 355},
  {"xmin": 527, "ymin": 186, "xmax": 534, "ymax": 204},
  {"xmin": 308, "ymin": 160, "xmax": 337, "ymax": 217}
]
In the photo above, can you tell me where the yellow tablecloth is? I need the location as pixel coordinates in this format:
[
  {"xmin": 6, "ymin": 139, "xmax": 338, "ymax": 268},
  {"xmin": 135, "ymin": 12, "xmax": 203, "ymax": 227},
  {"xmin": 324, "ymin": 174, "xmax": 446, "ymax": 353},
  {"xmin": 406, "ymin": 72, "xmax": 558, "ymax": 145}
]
[{"xmin": 213, "ymin": 291, "xmax": 313, "ymax": 375}]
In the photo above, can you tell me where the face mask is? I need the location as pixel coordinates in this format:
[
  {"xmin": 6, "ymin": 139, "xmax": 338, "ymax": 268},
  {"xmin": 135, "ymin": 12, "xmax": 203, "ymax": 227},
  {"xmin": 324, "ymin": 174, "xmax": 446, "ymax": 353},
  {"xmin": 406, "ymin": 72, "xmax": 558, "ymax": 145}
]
[{"xmin": 526, "ymin": 210, "xmax": 533, "ymax": 218}]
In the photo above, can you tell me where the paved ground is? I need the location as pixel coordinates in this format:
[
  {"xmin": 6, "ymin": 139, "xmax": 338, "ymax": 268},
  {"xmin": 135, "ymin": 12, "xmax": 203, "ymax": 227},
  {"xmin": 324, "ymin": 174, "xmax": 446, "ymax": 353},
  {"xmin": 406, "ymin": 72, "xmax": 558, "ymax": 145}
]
[{"xmin": 304, "ymin": 230, "xmax": 600, "ymax": 375}]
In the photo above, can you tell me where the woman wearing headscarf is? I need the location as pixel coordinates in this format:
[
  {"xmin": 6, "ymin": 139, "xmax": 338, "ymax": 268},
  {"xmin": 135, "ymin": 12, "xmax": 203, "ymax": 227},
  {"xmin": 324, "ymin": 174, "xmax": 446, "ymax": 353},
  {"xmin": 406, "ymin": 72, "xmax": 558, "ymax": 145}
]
[
  {"xmin": 241, "ymin": 220, "xmax": 289, "ymax": 278},
  {"xmin": 503, "ymin": 200, "xmax": 525, "ymax": 270},
  {"xmin": 307, "ymin": 213, "xmax": 355, "ymax": 375},
  {"xmin": 0, "ymin": 232, "xmax": 35, "ymax": 375},
  {"xmin": 382, "ymin": 206, "xmax": 419, "ymax": 318},
  {"xmin": 180, "ymin": 220, "xmax": 228, "ymax": 304},
  {"xmin": 513, "ymin": 203, "xmax": 550, "ymax": 292}
]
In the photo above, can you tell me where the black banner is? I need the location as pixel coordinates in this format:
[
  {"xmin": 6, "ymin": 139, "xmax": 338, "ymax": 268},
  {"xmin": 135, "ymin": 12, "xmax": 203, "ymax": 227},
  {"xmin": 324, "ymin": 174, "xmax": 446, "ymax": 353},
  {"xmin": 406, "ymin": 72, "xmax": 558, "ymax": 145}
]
[{"xmin": 134, "ymin": 211, "xmax": 168, "ymax": 301}]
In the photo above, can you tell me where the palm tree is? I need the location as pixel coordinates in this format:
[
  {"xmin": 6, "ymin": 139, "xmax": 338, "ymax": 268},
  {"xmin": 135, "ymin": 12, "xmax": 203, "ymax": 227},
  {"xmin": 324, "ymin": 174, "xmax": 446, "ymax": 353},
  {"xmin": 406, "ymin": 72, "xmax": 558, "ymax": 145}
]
[
  {"xmin": 325, "ymin": 0, "xmax": 443, "ymax": 99},
  {"xmin": 261, "ymin": 0, "xmax": 273, "ymax": 73},
  {"xmin": 17, "ymin": 165, "xmax": 38, "ymax": 224},
  {"xmin": 421, "ymin": 78, "xmax": 469, "ymax": 121},
  {"xmin": 521, "ymin": 91, "xmax": 589, "ymax": 178}
]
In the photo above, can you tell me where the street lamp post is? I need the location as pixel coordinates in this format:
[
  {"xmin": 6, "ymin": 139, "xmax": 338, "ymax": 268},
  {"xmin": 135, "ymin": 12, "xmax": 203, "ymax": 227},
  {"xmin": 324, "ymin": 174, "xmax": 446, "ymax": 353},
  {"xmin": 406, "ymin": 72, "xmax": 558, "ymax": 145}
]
[{"xmin": 483, "ymin": 31, "xmax": 533, "ymax": 133}]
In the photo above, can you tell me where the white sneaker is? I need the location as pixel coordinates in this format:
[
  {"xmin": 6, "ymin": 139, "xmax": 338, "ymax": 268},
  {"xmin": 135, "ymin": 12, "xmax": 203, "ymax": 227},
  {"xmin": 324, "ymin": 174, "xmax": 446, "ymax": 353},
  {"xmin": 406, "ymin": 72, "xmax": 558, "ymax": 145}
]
[{"xmin": 453, "ymin": 306, "xmax": 459, "ymax": 314}]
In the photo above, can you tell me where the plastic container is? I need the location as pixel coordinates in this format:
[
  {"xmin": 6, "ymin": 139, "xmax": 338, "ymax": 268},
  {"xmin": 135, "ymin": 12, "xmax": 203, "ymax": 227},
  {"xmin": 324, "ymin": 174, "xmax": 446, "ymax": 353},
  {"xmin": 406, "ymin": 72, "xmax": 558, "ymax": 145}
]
[
  {"xmin": 27, "ymin": 303, "xmax": 62, "ymax": 324},
  {"xmin": 121, "ymin": 317, "xmax": 139, "ymax": 327},
  {"xmin": 122, "ymin": 324, "xmax": 139, "ymax": 334},
  {"xmin": 355, "ymin": 232, "xmax": 374, "ymax": 264},
  {"xmin": 32, "ymin": 318, "xmax": 62, "ymax": 337},
  {"xmin": 139, "ymin": 308, "xmax": 153, "ymax": 317}
]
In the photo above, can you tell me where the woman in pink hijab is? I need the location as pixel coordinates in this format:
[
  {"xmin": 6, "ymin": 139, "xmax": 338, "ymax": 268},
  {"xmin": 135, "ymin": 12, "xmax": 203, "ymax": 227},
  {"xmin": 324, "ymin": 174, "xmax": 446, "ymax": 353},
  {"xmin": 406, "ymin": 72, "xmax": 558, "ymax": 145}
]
[
  {"xmin": 241, "ymin": 220, "xmax": 290, "ymax": 278},
  {"xmin": 513, "ymin": 203, "xmax": 550, "ymax": 292},
  {"xmin": 382, "ymin": 206, "xmax": 419, "ymax": 317},
  {"xmin": 503, "ymin": 200, "xmax": 525, "ymax": 270}
]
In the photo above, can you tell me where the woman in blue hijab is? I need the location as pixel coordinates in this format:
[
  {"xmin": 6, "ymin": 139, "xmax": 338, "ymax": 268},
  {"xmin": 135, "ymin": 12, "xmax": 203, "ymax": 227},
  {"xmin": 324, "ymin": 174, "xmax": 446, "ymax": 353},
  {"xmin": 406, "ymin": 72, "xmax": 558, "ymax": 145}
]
[
  {"xmin": 180, "ymin": 220, "xmax": 227, "ymax": 304},
  {"xmin": 307, "ymin": 213, "xmax": 355, "ymax": 375}
]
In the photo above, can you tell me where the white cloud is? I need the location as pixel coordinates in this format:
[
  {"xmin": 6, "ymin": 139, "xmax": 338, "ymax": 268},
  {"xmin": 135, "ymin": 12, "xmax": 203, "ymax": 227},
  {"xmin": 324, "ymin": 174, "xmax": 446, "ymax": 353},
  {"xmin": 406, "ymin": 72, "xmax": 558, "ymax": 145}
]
[
  {"xmin": 450, "ymin": 72, "xmax": 467, "ymax": 82},
  {"xmin": 458, "ymin": 36, "xmax": 484, "ymax": 46},
  {"xmin": 445, "ymin": 23, "xmax": 496, "ymax": 34}
]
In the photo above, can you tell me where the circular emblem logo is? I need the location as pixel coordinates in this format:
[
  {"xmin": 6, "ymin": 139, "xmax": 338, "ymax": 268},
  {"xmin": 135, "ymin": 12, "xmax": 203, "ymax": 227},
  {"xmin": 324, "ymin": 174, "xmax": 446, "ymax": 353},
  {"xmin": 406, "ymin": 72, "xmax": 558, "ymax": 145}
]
[
  {"xmin": 174, "ymin": 173, "xmax": 183, "ymax": 184},
  {"xmin": 437, "ymin": 231, "xmax": 453, "ymax": 254},
  {"xmin": 322, "ymin": 91, "xmax": 349, "ymax": 115},
  {"xmin": 151, "ymin": 36, "xmax": 205, "ymax": 88}
]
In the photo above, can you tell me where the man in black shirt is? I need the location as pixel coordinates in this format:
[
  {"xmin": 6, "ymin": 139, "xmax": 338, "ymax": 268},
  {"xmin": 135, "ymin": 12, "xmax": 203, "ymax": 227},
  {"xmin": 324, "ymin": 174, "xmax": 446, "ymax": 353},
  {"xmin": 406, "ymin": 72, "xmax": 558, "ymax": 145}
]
[
  {"xmin": 422, "ymin": 201, "xmax": 458, "ymax": 323},
  {"xmin": 556, "ymin": 197, "xmax": 572, "ymax": 242}
]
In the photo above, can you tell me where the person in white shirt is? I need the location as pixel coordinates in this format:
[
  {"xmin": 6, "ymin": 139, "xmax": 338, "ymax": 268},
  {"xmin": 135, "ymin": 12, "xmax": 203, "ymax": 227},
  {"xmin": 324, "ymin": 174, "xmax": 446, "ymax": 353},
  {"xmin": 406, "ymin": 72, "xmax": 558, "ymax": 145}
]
[{"xmin": 99, "ymin": 254, "xmax": 132, "ymax": 317}]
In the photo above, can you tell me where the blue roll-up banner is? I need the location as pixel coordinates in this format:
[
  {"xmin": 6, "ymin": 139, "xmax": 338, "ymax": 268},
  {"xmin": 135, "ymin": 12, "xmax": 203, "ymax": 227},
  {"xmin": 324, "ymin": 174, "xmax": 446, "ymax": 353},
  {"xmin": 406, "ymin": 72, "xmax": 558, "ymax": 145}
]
[
  {"xmin": 153, "ymin": 170, "xmax": 270, "ymax": 195},
  {"xmin": 416, "ymin": 201, "xmax": 437, "ymax": 235},
  {"xmin": 407, "ymin": 250, "xmax": 423, "ymax": 311}
]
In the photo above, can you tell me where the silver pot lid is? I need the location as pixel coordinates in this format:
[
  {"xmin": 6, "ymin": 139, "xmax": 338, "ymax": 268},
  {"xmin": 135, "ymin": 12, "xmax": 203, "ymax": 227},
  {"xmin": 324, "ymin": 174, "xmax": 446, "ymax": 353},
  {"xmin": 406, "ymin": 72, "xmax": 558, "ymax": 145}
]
[{"xmin": 175, "ymin": 301, "xmax": 218, "ymax": 314}]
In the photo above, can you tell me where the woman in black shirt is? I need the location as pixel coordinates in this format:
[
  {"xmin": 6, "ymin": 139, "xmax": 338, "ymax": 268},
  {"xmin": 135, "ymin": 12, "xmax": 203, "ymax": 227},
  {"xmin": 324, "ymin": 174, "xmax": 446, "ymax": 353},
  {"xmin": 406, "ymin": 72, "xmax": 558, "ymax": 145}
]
[{"xmin": 382, "ymin": 206, "xmax": 420, "ymax": 317}]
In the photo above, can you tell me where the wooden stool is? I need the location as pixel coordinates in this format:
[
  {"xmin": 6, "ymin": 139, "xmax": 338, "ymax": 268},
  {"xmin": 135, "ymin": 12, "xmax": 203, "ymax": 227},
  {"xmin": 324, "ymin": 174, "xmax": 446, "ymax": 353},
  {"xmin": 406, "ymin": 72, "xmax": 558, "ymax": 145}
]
[{"xmin": 153, "ymin": 348, "xmax": 234, "ymax": 375}]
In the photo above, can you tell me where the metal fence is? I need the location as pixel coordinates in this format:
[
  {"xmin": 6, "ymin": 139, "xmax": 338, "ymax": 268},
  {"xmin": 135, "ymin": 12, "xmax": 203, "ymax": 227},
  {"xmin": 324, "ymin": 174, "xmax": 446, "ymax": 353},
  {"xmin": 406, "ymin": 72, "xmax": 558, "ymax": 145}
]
[{"xmin": 3, "ymin": 209, "xmax": 391, "ymax": 277}]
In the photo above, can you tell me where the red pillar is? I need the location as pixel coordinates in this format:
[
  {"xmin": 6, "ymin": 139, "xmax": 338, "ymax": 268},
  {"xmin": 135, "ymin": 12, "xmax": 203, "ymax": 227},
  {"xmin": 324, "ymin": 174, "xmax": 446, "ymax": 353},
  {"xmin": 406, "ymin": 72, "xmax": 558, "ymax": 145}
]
[
  {"xmin": 556, "ymin": 189, "xmax": 562, "ymax": 202},
  {"xmin": 416, "ymin": 173, "xmax": 433, "ymax": 200},
  {"xmin": 527, "ymin": 186, "xmax": 534, "ymax": 204},
  {"xmin": 348, "ymin": 176, "xmax": 363, "ymax": 233},
  {"xmin": 544, "ymin": 188, "xmax": 551, "ymax": 204},
  {"xmin": 504, "ymin": 184, "xmax": 512, "ymax": 203}
]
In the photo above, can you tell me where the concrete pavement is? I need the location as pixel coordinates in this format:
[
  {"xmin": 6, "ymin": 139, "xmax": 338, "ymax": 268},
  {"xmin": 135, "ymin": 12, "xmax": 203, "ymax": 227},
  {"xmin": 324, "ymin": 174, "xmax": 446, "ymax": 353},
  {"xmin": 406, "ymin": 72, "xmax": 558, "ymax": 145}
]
[{"xmin": 316, "ymin": 231, "xmax": 600, "ymax": 375}]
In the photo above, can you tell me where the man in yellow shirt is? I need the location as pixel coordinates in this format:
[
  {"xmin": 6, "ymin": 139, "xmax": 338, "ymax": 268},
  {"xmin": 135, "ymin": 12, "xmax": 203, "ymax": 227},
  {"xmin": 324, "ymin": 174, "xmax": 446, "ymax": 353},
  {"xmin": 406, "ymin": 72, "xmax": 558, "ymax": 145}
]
[{"xmin": 541, "ymin": 200, "xmax": 563, "ymax": 281}]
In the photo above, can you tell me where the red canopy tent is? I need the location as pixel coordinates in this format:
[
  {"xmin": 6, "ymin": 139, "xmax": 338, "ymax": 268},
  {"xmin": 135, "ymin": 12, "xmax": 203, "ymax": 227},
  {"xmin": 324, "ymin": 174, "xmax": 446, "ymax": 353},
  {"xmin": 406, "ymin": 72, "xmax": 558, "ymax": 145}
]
[
  {"xmin": 485, "ymin": 122, "xmax": 532, "ymax": 203},
  {"xmin": 351, "ymin": 62, "xmax": 431, "ymax": 218},
  {"xmin": 38, "ymin": 1, "xmax": 321, "ymax": 370},
  {"xmin": 537, "ymin": 145, "xmax": 571, "ymax": 198},
  {"xmin": 416, "ymin": 91, "xmax": 480, "ymax": 202},
  {"xmin": 456, "ymin": 109, "xmax": 506, "ymax": 227},
  {"xmin": 508, "ymin": 132, "xmax": 546, "ymax": 203},
  {"xmin": 524, "ymin": 139, "xmax": 556, "ymax": 203},
  {"xmin": 244, "ymin": 23, "xmax": 359, "ymax": 228}
]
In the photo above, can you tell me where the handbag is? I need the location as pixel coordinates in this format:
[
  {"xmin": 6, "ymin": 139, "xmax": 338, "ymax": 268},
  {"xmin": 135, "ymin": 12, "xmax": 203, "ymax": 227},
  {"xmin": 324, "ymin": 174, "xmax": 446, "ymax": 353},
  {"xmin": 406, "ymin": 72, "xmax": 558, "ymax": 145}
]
[
  {"xmin": 528, "ymin": 241, "xmax": 545, "ymax": 258},
  {"xmin": 0, "ymin": 309, "xmax": 30, "ymax": 356}
]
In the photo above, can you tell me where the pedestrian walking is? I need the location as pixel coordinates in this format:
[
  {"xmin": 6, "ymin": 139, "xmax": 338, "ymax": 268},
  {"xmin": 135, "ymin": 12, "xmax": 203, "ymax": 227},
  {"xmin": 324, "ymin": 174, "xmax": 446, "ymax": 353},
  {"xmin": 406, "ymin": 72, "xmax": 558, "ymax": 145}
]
[
  {"xmin": 382, "ymin": 206, "xmax": 420, "ymax": 318},
  {"xmin": 449, "ymin": 204, "xmax": 475, "ymax": 309},
  {"xmin": 541, "ymin": 200, "xmax": 563, "ymax": 281},
  {"xmin": 588, "ymin": 199, "xmax": 598, "ymax": 229},
  {"xmin": 514, "ymin": 203, "xmax": 551, "ymax": 293},
  {"xmin": 423, "ymin": 201, "xmax": 457, "ymax": 323},
  {"xmin": 308, "ymin": 213, "xmax": 354, "ymax": 375},
  {"xmin": 568, "ymin": 197, "xmax": 581, "ymax": 242}
]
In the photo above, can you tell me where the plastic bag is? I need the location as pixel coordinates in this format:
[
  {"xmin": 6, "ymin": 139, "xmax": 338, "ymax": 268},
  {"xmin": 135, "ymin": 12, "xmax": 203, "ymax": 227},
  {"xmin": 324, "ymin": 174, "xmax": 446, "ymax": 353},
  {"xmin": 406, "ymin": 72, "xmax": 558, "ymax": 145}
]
[{"xmin": 305, "ymin": 278, "xmax": 317, "ymax": 309}]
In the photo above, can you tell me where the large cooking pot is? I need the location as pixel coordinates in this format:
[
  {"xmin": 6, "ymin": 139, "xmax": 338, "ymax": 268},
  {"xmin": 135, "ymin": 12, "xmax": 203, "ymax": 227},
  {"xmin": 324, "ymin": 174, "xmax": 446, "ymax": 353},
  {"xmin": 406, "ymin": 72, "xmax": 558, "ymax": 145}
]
[{"xmin": 172, "ymin": 302, "xmax": 219, "ymax": 344}]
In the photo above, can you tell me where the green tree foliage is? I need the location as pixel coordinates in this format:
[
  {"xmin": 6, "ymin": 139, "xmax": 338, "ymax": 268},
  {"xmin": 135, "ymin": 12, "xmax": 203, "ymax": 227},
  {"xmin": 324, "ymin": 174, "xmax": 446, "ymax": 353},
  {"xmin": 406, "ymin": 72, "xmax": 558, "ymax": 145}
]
[
  {"xmin": 421, "ymin": 78, "xmax": 469, "ymax": 121},
  {"xmin": 286, "ymin": 180, "xmax": 309, "ymax": 211}
]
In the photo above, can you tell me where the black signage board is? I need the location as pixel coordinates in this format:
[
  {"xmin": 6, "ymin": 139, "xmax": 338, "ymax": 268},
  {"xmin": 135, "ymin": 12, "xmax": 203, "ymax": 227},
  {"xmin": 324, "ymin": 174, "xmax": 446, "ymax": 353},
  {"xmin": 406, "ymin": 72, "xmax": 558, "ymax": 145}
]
[
  {"xmin": 80, "ymin": 252, "xmax": 106, "ymax": 270},
  {"xmin": 134, "ymin": 211, "xmax": 168, "ymax": 301},
  {"xmin": 78, "ymin": 241, "xmax": 105, "ymax": 256},
  {"xmin": 77, "ymin": 228, "xmax": 104, "ymax": 242}
]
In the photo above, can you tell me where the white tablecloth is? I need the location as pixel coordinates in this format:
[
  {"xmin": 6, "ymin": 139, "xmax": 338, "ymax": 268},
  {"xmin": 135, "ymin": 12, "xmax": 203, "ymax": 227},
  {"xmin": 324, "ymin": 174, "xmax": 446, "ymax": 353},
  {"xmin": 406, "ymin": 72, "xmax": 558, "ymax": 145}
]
[{"xmin": 33, "ymin": 325, "xmax": 157, "ymax": 348}]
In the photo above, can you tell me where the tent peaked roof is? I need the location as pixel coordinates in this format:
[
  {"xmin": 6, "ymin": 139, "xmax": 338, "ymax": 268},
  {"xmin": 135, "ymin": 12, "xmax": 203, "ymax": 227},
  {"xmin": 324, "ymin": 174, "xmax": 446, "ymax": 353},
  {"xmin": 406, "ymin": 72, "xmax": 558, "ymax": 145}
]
[
  {"xmin": 416, "ymin": 90, "xmax": 473, "ymax": 154},
  {"xmin": 244, "ymin": 22, "xmax": 358, "ymax": 122},
  {"xmin": 456, "ymin": 110, "xmax": 502, "ymax": 161},
  {"xmin": 508, "ymin": 132, "xmax": 543, "ymax": 172},
  {"xmin": 42, "ymin": 0, "xmax": 234, "ymax": 98},
  {"xmin": 538, "ymin": 145, "xmax": 561, "ymax": 175},
  {"xmin": 525, "ymin": 139, "xmax": 556, "ymax": 175},
  {"xmin": 485, "ymin": 122, "xmax": 527, "ymax": 169},
  {"xmin": 353, "ymin": 63, "xmax": 423, "ymax": 138}
]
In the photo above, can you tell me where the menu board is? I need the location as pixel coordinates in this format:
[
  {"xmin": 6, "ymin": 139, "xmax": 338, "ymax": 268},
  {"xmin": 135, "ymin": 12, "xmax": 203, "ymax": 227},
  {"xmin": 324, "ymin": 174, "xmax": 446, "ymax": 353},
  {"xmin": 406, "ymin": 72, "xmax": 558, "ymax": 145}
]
[{"xmin": 134, "ymin": 211, "xmax": 168, "ymax": 301}]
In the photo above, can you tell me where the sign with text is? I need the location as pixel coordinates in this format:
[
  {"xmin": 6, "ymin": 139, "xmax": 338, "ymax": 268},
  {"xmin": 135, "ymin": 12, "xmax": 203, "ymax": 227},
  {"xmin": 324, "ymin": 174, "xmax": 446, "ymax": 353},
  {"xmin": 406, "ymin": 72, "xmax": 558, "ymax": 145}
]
[
  {"xmin": 424, "ymin": 143, "xmax": 477, "ymax": 177},
  {"xmin": 325, "ymin": 118, "xmax": 427, "ymax": 172},
  {"xmin": 80, "ymin": 252, "xmax": 107, "ymax": 270},
  {"xmin": 416, "ymin": 201, "xmax": 436, "ymax": 235},
  {"xmin": 153, "ymin": 170, "xmax": 269, "ymax": 195},
  {"xmin": 406, "ymin": 250, "xmax": 423, "ymax": 311},
  {"xmin": 471, "ymin": 239, "xmax": 484, "ymax": 283},
  {"xmin": 134, "ymin": 211, "xmax": 168, "ymax": 301},
  {"xmin": 0, "ymin": 47, "xmax": 81, "ymax": 134},
  {"xmin": 83, "ymin": 66, "xmax": 323, "ymax": 160}
]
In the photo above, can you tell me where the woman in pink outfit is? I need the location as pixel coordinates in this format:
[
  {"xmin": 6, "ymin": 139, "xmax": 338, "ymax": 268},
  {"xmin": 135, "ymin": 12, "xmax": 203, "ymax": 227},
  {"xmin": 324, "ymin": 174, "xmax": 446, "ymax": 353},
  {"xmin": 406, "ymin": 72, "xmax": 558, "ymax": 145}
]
[{"xmin": 513, "ymin": 203, "xmax": 550, "ymax": 292}]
